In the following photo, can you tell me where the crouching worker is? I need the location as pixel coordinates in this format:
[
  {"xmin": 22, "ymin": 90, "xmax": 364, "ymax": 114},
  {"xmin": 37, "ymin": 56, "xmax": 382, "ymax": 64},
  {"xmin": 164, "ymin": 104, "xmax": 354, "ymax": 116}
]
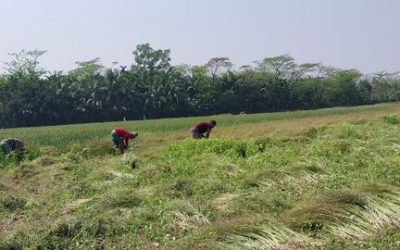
[
  {"xmin": 0, "ymin": 138, "xmax": 25, "ymax": 155},
  {"xmin": 111, "ymin": 128, "xmax": 138, "ymax": 154},
  {"xmin": 190, "ymin": 120, "xmax": 217, "ymax": 139}
]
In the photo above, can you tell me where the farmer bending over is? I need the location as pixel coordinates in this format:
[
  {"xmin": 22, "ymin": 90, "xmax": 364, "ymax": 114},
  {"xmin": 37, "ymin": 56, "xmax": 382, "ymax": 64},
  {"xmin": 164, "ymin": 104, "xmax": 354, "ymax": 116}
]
[
  {"xmin": 190, "ymin": 120, "xmax": 217, "ymax": 139},
  {"xmin": 111, "ymin": 128, "xmax": 138, "ymax": 154},
  {"xmin": 0, "ymin": 138, "xmax": 24, "ymax": 155}
]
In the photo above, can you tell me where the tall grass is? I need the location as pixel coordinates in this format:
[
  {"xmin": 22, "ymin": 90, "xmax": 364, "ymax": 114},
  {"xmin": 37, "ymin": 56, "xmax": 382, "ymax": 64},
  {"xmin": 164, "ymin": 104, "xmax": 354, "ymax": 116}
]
[
  {"xmin": 1, "ymin": 102, "xmax": 400, "ymax": 249},
  {"xmin": 0, "ymin": 102, "xmax": 398, "ymax": 148}
]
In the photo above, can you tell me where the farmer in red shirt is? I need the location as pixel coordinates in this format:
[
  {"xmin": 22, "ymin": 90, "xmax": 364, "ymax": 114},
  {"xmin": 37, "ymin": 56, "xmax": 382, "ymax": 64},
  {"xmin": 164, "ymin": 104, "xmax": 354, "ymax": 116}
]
[
  {"xmin": 189, "ymin": 120, "xmax": 217, "ymax": 139},
  {"xmin": 111, "ymin": 128, "xmax": 138, "ymax": 153}
]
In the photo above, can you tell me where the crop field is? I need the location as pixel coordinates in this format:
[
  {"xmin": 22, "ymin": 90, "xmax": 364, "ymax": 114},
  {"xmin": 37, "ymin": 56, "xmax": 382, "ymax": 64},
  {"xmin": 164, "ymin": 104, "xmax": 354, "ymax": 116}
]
[{"xmin": 1, "ymin": 102, "xmax": 400, "ymax": 249}]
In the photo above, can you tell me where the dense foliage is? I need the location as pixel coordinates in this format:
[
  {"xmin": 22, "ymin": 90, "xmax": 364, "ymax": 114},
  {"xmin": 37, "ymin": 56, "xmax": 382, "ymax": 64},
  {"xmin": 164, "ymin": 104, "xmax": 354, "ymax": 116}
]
[{"xmin": 1, "ymin": 44, "xmax": 399, "ymax": 127}]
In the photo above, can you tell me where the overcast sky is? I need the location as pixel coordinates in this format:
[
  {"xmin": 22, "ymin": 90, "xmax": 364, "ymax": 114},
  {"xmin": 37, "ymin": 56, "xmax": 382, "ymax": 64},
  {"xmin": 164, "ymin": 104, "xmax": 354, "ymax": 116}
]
[{"xmin": 1, "ymin": 0, "xmax": 399, "ymax": 74}]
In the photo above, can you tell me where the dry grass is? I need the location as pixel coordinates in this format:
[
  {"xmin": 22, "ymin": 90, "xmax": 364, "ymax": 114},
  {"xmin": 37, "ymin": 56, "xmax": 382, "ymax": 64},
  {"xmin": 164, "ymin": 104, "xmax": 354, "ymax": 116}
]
[
  {"xmin": 329, "ymin": 188, "xmax": 400, "ymax": 240},
  {"xmin": 284, "ymin": 184, "xmax": 400, "ymax": 240},
  {"xmin": 213, "ymin": 193, "xmax": 240, "ymax": 211},
  {"xmin": 222, "ymin": 184, "xmax": 400, "ymax": 249},
  {"xmin": 135, "ymin": 108, "xmax": 399, "ymax": 158},
  {"xmin": 219, "ymin": 111, "xmax": 392, "ymax": 140},
  {"xmin": 226, "ymin": 222, "xmax": 319, "ymax": 250}
]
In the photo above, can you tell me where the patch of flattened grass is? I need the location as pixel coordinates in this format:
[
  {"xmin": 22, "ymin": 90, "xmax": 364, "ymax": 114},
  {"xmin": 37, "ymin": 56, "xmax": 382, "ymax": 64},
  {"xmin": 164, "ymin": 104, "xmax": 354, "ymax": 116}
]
[
  {"xmin": 359, "ymin": 182, "xmax": 398, "ymax": 195},
  {"xmin": 165, "ymin": 200, "xmax": 210, "ymax": 237},
  {"xmin": 283, "ymin": 190, "xmax": 369, "ymax": 235},
  {"xmin": 240, "ymin": 168, "xmax": 289, "ymax": 189},
  {"xmin": 326, "ymin": 190, "xmax": 367, "ymax": 209},
  {"xmin": 1, "ymin": 195, "xmax": 27, "ymax": 211},
  {"xmin": 0, "ymin": 229, "xmax": 34, "ymax": 250},
  {"xmin": 39, "ymin": 215, "xmax": 127, "ymax": 249},
  {"xmin": 304, "ymin": 164, "xmax": 325, "ymax": 174},
  {"xmin": 32, "ymin": 156, "xmax": 58, "ymax": 166},
  {"xmin": 102, "ymin": 191, "xmax": 142, "ymax": 208},
  {"xmin": 284, "ymin": 198, "xmax": 343, "ymax": 236},
  {"xmin": 284, "ymin": 183, "xmax": 400, "ymax": 239},
  {"xmin": 51, "ymin": 217, "xmax": 83, "ymax": 238},
  {"xmin": 173, "ymin": 215, "xmax": 317, "ymax": 250},
  {"xmin": 233, "ymin": 191, "xmax": 293, "ymax": 216},
  {"xmin": 170, "ymin": 179, "xmax": 194, "ymax": 198}
]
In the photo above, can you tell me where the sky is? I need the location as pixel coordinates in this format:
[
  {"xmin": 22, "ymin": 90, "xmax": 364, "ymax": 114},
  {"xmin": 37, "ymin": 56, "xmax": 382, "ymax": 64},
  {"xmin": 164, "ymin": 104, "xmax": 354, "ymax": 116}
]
[{"xmin": 0, "ymin": 0, "xmax": 399, "ymax": 74}]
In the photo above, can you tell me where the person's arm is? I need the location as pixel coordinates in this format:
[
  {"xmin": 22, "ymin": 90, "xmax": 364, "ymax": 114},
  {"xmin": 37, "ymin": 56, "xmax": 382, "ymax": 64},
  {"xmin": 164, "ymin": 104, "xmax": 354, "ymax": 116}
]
[
  {"xmin": 19, "ymin": 141, "xmax": 24, "ymax": 150},
  {"xmin": 117, "ymin": 136, "xmax": 124, "ymax": 151},
  {"xmin": 204, "ymin": 127, "xmax": 212, "ymax": 138}
]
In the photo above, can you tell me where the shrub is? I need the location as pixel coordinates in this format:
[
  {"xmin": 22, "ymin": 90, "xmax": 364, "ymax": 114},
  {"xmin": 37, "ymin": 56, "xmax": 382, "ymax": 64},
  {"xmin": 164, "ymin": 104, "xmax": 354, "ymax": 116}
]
[
  {"xmin": 0, "ymin": 150, "xmax": 26, "ymax": 168},
  {"xmin": 1, "ymin": 196, "xmax": 27, "ymax": 211},
  {"xmin": 102, "ymin": 192, "xmax": 142, "ymax": 208},
  {"xmin": 163, "ymin": 138, "xmax": 263, "ymax": 162},
  {"xmin": 336, "ymin": 122, "xmax": 363, "ymax": 139},
  {"xmin": 171, "ymin": 179, "xmax": 194, "ymax": 197},
  {"xmin": 51, "ymin": 219, "xmax": 83, "ymax": 238},
  {"xmin": 307, "ymin": 127, "xmax": 319, "ymax": 138},
  {"xmin": 67, "ymin": 138, "xmax": 113, "ymax": 159},
  {"xmin": 0, "ymin": 230, "xmax": 33, "ymax": 250},
  {"xmin": 383, "ymin": 114, "xmax": 400, "ymax": 124}
]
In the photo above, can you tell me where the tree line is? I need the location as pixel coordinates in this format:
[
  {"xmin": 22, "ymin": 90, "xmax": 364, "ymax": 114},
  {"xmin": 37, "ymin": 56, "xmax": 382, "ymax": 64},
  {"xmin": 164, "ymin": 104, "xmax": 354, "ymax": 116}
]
[{"xmin": 1, "ymin": 43, "xmax": 399, "ymax": 128}]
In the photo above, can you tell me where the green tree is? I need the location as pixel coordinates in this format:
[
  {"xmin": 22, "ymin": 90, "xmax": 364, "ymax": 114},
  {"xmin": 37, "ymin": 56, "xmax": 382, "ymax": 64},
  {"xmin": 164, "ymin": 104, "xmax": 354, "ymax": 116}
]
[{"xmin": 4, "ymin": 49, "xmax": 47, "ymax": 78}]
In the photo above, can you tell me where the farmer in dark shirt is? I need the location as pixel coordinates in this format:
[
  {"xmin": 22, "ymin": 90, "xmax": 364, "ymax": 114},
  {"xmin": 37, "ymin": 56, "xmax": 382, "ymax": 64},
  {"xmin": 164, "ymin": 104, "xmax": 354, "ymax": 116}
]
[
  {"xmin": 0, "ymin": 138, "xmax": 24, "ymax": 155},
  {"xmin": 190, "ymin": 120, "xmax": 217, "ymax": 139}
]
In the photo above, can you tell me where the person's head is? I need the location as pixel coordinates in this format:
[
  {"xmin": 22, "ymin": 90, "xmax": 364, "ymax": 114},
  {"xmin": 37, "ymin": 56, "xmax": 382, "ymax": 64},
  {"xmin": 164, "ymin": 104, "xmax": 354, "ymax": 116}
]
[
  {"xmin": 130, "ymin": 131, "xmax": 139, "ymax": 139},
  {"xmin": 210, "ymin": 120, "xmax": 217, "ymax": 128},
  {"xmin": 14, "ymin": 138, "xmax": 24, "ymax": 148}
]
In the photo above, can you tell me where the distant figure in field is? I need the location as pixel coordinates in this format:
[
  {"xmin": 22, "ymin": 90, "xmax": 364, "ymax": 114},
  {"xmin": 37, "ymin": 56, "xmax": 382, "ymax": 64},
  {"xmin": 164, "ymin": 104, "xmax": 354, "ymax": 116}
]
[
  {"xmin": 111, "ymin": 128, "xmax": 138, "ymax": 154},
  {"xmin": 0, "ymin": 138, "xmax": 25, "ymax": 155},
  {"xmin": 190, "ymin": 120, "xmax": 217, "ymax": 139}
]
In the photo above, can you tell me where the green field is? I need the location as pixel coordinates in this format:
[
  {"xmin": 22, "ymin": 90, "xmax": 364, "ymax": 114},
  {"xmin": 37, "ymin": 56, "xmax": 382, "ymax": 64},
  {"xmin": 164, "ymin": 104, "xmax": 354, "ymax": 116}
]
[{"xmin": 1, "ymin": 103, "xmax": 400, "ymax": 249}]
